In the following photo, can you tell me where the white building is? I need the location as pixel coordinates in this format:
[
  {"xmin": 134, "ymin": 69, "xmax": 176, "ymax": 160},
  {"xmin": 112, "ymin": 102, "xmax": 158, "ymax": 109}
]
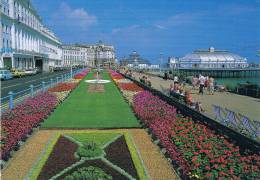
[
  {"xmin": 0, "ymin": 0, "xmax": 62, "ymax": 71},
  {"xmin": 62, "ymin": 41, "xmax": 115, "ymax": 68},
  {"xmin": 62, "ymin": 45, "xmax": 92, "ymax": 67},
  {"xmin": 178, "ymin": 47, "xmax": 248, "ymax": 69},
  {"xmin": 94, "ymin": 41, "xmax": 115, "ymax": 67}
]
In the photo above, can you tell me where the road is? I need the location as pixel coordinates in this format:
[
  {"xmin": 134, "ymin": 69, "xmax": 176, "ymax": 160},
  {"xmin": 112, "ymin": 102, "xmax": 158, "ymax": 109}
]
[{"xmin": 0, "ymin": 70, "xmax": 72, "ymax": 98}]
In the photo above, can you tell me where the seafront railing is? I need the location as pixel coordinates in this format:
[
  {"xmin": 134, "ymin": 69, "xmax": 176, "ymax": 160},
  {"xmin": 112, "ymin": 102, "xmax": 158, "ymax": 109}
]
[
  {"xmin": 0, "ymin": 68, "xmax": 84, "ymax": 113},
  {"xmin": 213, "ymin": 105, "xmax": 260, "ymax": 142}
]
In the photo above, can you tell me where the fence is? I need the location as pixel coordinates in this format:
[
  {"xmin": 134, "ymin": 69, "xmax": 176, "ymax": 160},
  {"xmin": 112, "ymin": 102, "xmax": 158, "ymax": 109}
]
[
  {"xmin": 0, "ymin": 68, "xmax": 84, "ymax": 113},
  {"xmin": 213, "ymin": 105, "xmax": 260, "ymax": 142},
  {"xmin": 234, "ymin": 87, "xmax": 260, "ymax": 98}
]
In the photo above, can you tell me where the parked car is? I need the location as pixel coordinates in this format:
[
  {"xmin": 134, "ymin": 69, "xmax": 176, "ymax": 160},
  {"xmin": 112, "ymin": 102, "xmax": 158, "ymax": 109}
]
[
  {"xmin": 0, "ymin": 70, "xmax": 13, "ymax": 80},
  {"xmin": 24, "ymin": 68, "xmax": 37, "ymax": 75},
  {"xmin": 35, "ymin": 67, "xmax": 42, "ymax": 74},
  {"xmin": 11, "ymin": 69, "xmax": 26, "ymax": 78}
]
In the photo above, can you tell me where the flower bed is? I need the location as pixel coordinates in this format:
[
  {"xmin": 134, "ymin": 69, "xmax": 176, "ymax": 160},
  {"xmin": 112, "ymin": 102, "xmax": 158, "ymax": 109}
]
[
  {"xmin": 48, "ymin": 83, "xmax": 78, "ymax": 92},
  {"xmin": 108, "ymin": 70, "xmax": 124, "ymax": 81},
  {"xmin": 133, "ymin": 91, "xmax": 260, "ymax": 179},
  {"xmin": 1, "ymin": 92, "xmax": 58, "ymax": 161},
  {"xmin": 50, "ymin": 91, "xmax": 70, "ymax": 103},
  {"xmin": 121, "ymin": 90, "xmax": 140, "ymax": 105},
  {"xmin": 118, "ymin": 83, "xmax": 143, "ymax": 92},
  {"xmin": 28, "ymin": 131, "xmax": 147, "ymax": 180},
  {"xmin": 73, "ymin": 69, "xmax": 89, "ymax": 79}
]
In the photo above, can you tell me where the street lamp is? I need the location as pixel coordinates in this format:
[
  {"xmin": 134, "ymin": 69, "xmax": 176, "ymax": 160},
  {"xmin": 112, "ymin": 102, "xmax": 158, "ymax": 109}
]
[{"xmin": 159, "ymin": 52, "xmax": 163, "ymax": 73}]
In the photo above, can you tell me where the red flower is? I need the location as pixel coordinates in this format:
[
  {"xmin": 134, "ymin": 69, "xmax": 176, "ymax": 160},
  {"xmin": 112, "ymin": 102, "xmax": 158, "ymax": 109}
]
[{"xmin": 205, "ymin": 173, "xmax": 212, "ymax": 177}]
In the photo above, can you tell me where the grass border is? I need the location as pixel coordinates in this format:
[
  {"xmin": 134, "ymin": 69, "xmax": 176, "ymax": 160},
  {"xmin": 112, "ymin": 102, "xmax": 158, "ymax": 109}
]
[
  {"xmin": 25, "ymin": 133, "xmax": 60, "ymax": 180},
  {"xmin": 27, "ymin": 130, "xmax": 148, "ymax": 180}
]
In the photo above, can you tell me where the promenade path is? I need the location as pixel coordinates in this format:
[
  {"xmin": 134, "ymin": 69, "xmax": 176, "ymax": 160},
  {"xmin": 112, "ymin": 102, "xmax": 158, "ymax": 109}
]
[{"xmin": 129, "ymin": 71, "xmax": 260, "ymax": 122}]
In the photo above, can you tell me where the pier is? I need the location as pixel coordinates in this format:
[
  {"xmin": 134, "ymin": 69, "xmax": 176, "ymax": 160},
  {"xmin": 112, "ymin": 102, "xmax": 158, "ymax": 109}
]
[{"xmin": 172, "ymin": 67, "xmax": 260, "ymax": 78}]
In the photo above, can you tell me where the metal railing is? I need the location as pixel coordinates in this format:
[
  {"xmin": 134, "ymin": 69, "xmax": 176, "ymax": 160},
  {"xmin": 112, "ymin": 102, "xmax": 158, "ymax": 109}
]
[
  {"xmin": 234, "ymin": 87, "xmax": 260, "ymax": 98},
  {"xmin": 0, "ymin": 68, "xmax": 85, "ymax": 113},
  {"xmin": 213, "ymin": 105, "xmax": 260, "ymax": 142}
]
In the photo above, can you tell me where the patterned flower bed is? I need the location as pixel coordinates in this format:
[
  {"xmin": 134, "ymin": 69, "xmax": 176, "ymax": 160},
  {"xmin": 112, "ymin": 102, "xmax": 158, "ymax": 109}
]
[
  {"xmin": 1, "ymin": 92, "xmax": 58, "ymax": 161},
  {"xmin": 74, "ymin": 69, "xmax": 89, "ymax": 79},
  {"xmin": 133, "ymin": 91, "xmax": 260, "ymax": 179},
  {"xmin": 28, "ymin": 131, "xmax": 147, "ymax": 180},
  {"xmin": 48, "ymin": 83, "xmax": 78, "ymax": 92}
]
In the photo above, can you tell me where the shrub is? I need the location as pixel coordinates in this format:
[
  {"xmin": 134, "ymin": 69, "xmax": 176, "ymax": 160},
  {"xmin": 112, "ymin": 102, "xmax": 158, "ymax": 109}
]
[
  {"xmin": 64, "ymin": 166, "xmax": 112, "ymax": 180},
  {"xmin": 76, "ymin": 142, "xmax": 103, "ymax": 159}
]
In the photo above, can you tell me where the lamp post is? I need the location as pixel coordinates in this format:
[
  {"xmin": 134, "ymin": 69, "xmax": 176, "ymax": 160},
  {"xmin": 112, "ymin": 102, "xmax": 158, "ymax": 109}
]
[
  {"xmin": 70, "ymin": 64, "xmax": 73, "ymax": 78},
  {"xmin": 159, "ymin": 52, "xmax": 163, "ymax": 73}
]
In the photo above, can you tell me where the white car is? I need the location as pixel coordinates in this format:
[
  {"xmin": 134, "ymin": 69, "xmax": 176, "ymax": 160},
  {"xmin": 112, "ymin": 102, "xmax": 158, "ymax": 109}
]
[{"xmin": 24, "ymin": 69, "xmax": 37, "ymax": 75}]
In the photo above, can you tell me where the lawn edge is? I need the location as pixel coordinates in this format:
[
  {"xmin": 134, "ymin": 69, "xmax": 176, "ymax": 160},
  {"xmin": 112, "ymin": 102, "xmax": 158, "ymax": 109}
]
[{"xmin": 25, "ymin": 133, "xmax": 60, "ymax": 180}]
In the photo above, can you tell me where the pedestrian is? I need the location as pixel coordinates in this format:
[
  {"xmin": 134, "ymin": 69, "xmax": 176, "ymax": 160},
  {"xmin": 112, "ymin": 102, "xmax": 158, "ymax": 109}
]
[
  {"xmin": 199, "ymin": 74, "xmax": 205, "ymax": 95},
  {"xmin": 185, "ymin": 90, "xmax": 193, "ymax": 106},
  {"xmin": 170, "ymin": 83, "xmax": 174, "ymax": 96},
  {"xmin": 163, "ymin": 72, "xmax": 168, "ymax": 80},
  {"xmin": 209, "ymin": 76, "xmax": 214, "ymax": 95},
  {"xmin": 174, "ymin": 75, "xmax": 179, "ymax": 83},
  {"xmin": 192, "ymin": 76, "xmax": 197, "ymax": 90},
  {"xmin": 195, "ymin": 102, "xmax": 204, "ymax": 112},
  {"xmin": 173, "ymin": 82, "xmax": 180, "ymax": 94}
]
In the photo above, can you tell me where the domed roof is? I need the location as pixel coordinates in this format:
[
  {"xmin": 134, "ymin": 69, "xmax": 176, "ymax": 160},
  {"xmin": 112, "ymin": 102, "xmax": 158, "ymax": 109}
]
[
  {"xmin": 180, "ymin": 47, "xmax": 246, "ymax": 63},
  {"xmin": 121, "ymin": 51, "xmax": 150, "ymax": 65}
]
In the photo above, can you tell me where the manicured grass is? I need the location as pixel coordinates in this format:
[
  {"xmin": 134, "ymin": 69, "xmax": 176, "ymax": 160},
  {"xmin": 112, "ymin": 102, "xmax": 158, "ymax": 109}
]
[{"xmin": 41, "ymin": 71, "xmax": 140, "ymax": 128}]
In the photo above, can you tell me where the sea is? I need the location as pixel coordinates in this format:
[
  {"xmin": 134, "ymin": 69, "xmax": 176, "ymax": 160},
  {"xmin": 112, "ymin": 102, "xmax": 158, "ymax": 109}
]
[{"xmin": 215, "ymin": 78, "xmax": 260, "ymax": 89}]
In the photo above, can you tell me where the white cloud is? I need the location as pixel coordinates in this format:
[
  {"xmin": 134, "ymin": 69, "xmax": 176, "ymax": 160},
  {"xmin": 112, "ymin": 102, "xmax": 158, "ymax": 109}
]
[
  {"xmin": 154, "ymin": 24, "xmax": 166, "ymax": 30},
  {"xmin": 155, "ymin": 12, "xmax": 205, "ymax": 29},
  {"xmin": 111, "ymin": 25, "xmax": 140, "ymax": 35},
  {"xmin": 52, "ymin": 2, "xmax": 97, "ymax": 30}
]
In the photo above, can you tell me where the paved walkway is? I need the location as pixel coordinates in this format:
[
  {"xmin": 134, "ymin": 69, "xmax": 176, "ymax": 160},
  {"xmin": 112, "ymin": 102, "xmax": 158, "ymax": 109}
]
[
  {"xmin": 129, "ymin": 71, "xmax": 260, "ymax": 121},
  {"xmin": 2, "ymin": 129, "xmax": 179, "ymax": 180}
]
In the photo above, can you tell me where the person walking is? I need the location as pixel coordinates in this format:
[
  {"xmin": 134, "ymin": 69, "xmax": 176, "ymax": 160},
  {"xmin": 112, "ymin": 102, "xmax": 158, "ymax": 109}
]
[
  {"xmin": 174, "ymin": 75, "xmax": 179, "ymax": 83},
  {"xmin": 209, "ymin": 76, "xmax": 214, "ymax": 95},
  {"xmin": 199, "ymin": 74, "xmax": 205, "ymax": 95}
]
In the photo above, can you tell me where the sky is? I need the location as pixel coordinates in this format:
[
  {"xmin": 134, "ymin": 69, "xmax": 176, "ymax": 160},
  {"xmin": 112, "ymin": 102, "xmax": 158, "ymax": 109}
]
[{"xmin": 31, "ymin": 0, "xmax": 260, "ymax": 64}]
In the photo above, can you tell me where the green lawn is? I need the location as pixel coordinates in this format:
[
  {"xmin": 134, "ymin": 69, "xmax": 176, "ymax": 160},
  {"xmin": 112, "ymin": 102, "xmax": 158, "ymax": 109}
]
[{"xmin": 41, "ymin": 71, "xmax": 140, "ymax": 128}]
